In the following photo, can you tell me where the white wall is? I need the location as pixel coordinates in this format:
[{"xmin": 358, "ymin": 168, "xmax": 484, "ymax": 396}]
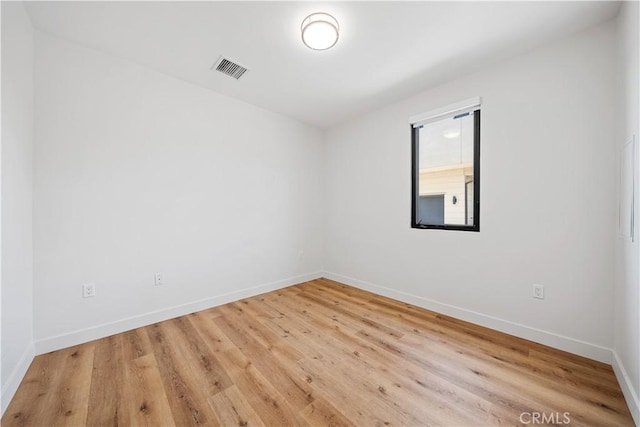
[
  {"xmin": 324, "ymin": 21, "xmax": 617, "ymax": 362},
  {"xmin": 1, "ymin": 1, "xmax": 35, "ymax": 414},
  {"xmin": 32, "ymin": 32, "xmax": 324, "ymax": 351},
  {"xmin": 614, "ymin": 1, "xmax": 640, "ymax": 424}
]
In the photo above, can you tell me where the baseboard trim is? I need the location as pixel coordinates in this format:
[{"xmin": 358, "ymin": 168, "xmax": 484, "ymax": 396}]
[
  {"xmin": 322, "ymin": 271, "xmax": 612, "ymax": 364},
  {"xmin": 613, "ymin": 351, "xmax": 640, "ymax": 425},
  {"xmin": 34, "ymin": 272, "xmax": 323, "ymax": 355},
  {"xmin": 1, "ymin": 342, "xmax": 35, "ymax": 416}
]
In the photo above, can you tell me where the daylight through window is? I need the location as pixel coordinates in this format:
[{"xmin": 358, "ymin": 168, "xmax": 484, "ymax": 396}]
[{"xmin": 411, "ymin": 99, "xmax": 480, "ymax": 231}]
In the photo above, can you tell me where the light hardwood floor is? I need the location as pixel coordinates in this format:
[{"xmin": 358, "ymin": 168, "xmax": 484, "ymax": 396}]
[{"xmin": 3, "ymin": 278, "xmax": 634, "ymax": 426}]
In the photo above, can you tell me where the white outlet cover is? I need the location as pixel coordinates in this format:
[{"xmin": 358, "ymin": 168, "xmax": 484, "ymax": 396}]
[
  {"xmin": 154, "ymin": 273, "xmax": 164, "ymax": 286},
  {"xmin": 82, "ymin": 283, "xmax": 96, "ymax": 298},
  {"xmin": 533, "ymin": 284, "xmax": 545, "ymax": 299}
]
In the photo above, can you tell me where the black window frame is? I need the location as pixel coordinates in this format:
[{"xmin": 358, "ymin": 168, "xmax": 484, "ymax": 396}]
[{"xmin": 411, "ymin": 109, "xmax": 481, "ymax": 232}]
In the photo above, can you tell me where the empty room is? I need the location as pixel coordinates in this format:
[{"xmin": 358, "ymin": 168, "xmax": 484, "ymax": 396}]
[{"xmin": 1, "ymin": 1, "xmax": 639, "ymax": 426}]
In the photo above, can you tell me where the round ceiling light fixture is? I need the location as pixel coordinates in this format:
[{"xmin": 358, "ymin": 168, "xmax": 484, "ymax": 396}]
[
  {"xmin": 442, "ymin": 129, "xmax": 461, "ymax": 139},
  {"xmin": 301, "ymin": 12, "xmax": 339, "ymax": 51}
]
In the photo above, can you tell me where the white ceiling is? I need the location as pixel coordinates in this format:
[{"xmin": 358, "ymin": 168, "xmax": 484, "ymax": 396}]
[{"xmin": 24, "ymin": 1, "xmax": 620, "ymax": 129}]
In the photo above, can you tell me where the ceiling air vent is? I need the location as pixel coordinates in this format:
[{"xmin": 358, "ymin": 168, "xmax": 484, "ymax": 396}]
[{"xmin": 212, "ymin": 56, "xmax": 249, "ymax": 80}]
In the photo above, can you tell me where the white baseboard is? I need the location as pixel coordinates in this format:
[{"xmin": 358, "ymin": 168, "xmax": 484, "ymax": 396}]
[
  {"xmin": 1, "ymin": 342, "xmax": 35, "ymax": 416},
  {"xmin": 34, "ymin": 272, "xmax": 322, "ymax": 355},
  {"xmin": 613, "ymin": 351, "xmax": 640, "ymax": 425},
  {"xmin": 322, "ymin": 271, "xmax": 612, "ymax": 364}
]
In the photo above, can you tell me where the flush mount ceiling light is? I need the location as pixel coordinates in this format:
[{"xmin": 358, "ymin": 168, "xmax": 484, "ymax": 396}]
[
  {"xmin": 442, "ymin": 129, "xmax": 461, "ymax": 139},
  {"xmin": 301, "ymin": 12, "xmax": 339, "ymax": 50}
]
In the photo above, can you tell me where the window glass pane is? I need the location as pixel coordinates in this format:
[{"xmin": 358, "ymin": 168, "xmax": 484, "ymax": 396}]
[{"xmin": 417, "ymin": 111, "xmax": 475, "ymax": 226}]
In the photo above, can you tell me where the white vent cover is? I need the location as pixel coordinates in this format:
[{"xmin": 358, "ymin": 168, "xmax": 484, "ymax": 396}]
[{"xmin": 212, "ymin": 56, "xmax": 249, "ymax": 80}]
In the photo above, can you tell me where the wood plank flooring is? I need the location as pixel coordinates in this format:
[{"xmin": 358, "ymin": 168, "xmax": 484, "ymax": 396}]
[{"xmin": 3, "ymin": 278, "xmax": 634, "ymax": 426}]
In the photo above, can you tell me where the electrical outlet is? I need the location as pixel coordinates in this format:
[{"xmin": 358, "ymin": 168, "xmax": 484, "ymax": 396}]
[
  {"xmin": 82, "ymin": 283, "xmax": 96, "ymax": 298},
  {"xmin": 533, "ymin": 284, "xmax": 545, "ymax": 300},
  {"xmin": 154, "ymin": 273, "xmax": 164, "ymax": 286}
]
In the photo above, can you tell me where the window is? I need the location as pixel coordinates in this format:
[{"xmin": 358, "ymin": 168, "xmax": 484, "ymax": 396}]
[{"xmin": 411, "ymin": 98, "xmax": 480, "ymax": 231}]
